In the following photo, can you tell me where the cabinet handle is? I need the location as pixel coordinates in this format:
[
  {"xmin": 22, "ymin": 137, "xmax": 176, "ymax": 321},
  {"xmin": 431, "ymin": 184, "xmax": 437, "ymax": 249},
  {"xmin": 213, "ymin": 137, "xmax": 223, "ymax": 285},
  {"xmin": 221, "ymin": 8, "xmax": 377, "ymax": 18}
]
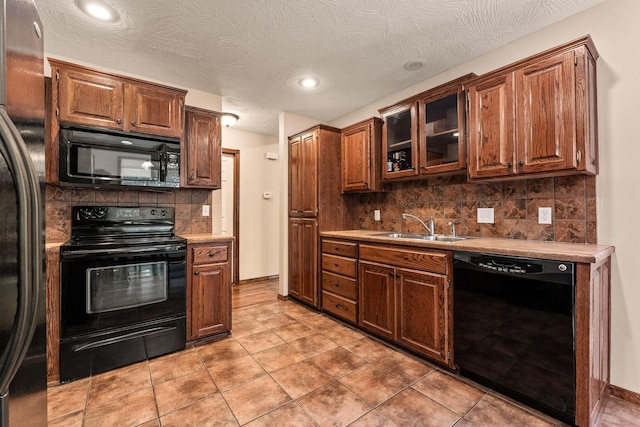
[
  {"xmin": 507, "ymin": 162, "xmax": 513, "ymax": 168},
  {"xmin": 131, "ymin": 120, "xmax": 136, "ymax": 127},
  {"xmin": 194, "ymin": 271, "xmax": 199, "ymax": 275},
  {"xmin": 518, "ymin": 161, "xmax": 524, "ymax": 166},
  {"xmin": 116, "ymin": 118, "xmax": 122, "ymax": 124},
  {"xmin": 209, "ymin": 252, "xmax": 215, "ymax": 257},
  {"xmin": 396, "ymin": 273, "xmax": 400, "ymax": 278},
  {"xmin": 334, "ymin": 283, "xmax": 340, "ymax": 288}
]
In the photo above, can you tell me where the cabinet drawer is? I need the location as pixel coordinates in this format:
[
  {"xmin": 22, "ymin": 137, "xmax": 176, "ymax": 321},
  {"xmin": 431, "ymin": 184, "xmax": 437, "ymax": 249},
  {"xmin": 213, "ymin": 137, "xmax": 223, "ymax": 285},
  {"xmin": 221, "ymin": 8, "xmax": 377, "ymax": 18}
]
[
  {"xmin": 322, "ymin": 254, "xmax": 357, "ymax": 277},
  {"xmin": 321, "ymin": 271, "xmax": 357, "ymax": 300},
  {"xmin": 322, "ymin": 291, "xmax": 357, "ymax": 323},
  {"xmin": 359, "ymin": 244, "xmax": 448, "ymax": 274},
  {"xmin": 192, "ymin": 244, "xmax": 229, "ymax": 265},
  {"xmin": 322, "ymin": 239, "xmax": 357, "ymax": 257}
]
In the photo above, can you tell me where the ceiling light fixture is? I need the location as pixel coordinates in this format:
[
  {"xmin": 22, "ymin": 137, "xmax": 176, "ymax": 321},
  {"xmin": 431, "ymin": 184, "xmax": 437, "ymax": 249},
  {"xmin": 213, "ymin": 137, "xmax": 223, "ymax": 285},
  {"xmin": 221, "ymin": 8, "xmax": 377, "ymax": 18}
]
[
  {"xmin": 76, "ymin": 0, "xmax": 120, "ymax": 23},
  {"xmin": 220, "ymin": 113, "xmax": 239, "ymax": 127},
  {"xmin": 403, "ymin": 60, "xmax": 424, "ymax": 71},
  {"xmin": 299, "ymin": 77, "xmax": 319, "ymax": 89}
]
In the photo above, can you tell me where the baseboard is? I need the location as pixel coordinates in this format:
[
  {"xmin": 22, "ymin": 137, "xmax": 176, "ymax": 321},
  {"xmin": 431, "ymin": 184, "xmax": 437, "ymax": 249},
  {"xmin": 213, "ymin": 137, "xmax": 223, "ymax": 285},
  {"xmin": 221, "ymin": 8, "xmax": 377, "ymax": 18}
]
[
  {"xmin": 610, "ymin": 384, "xmax": 640, "ymax": 405},
  {"xmin": 236, "ymin": 275, "xmax": 279, "ymax": 285}
]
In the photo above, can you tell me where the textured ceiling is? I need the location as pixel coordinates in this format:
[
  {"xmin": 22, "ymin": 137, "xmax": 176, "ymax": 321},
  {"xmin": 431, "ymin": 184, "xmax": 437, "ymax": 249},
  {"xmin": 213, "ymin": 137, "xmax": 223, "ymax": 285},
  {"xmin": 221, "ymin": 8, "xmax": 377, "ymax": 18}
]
[{"xmin": 34, "ymin": 0, "xmax": 605, "ymax": 136}]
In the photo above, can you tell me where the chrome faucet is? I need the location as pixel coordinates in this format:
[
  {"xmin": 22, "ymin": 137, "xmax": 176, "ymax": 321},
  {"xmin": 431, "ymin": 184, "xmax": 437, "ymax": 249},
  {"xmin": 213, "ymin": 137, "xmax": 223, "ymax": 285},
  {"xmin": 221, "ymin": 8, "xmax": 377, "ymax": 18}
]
[{"xmin": 402, "ymin": 213, "xmax": 435, "ymax": 236}]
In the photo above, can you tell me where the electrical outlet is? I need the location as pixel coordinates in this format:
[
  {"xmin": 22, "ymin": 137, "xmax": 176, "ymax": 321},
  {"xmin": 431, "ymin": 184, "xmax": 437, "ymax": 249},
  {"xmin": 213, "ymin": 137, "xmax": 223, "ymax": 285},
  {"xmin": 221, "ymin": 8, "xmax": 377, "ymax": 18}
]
[
  {"xmin": 477, "ymin": 208, "xmax": 494, "ymax": 224},
  {"xmin": 539, "ymin": 207, "xmax": 552, "ymax": 224},
  {"xmin": 202, "ymin": 205, "xmax": 210, "ymax": 217},
  {"xmin": 374, "ymin": 209, "xmax": 381, "ymax": 221}
]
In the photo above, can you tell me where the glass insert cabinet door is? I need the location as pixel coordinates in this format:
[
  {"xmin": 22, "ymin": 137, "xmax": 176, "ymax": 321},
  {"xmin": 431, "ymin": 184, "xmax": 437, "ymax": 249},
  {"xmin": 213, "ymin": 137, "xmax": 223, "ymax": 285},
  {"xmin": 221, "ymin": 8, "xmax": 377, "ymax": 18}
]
[
  {"xmin": 381, "ymin": 101, "xmax": 419, "ymax": 179},
  {"xmin": 419, "ymin": 89, "xmax": 467, "ymax": 175},
  {"xmin": 87, "ymin": 261, "xmax": 168, "ymax": 313}
]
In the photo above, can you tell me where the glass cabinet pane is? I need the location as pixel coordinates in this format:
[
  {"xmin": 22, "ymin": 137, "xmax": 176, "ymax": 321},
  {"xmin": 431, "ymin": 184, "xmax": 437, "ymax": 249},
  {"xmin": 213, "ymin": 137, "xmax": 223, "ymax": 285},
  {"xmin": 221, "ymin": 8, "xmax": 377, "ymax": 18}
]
[
  {"xmin": 385, "ymin": 108, "xmax": 413, "ymax": 173},
  {"xmin": 423, "ymin": 93, "xmax": 459, "ymax": 167}
]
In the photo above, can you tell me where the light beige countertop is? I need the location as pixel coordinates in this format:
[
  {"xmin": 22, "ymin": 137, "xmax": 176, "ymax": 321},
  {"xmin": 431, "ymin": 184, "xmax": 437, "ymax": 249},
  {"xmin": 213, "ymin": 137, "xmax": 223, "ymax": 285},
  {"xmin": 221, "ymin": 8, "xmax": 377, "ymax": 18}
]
[
  {"xmin": 180, "ymin": 233, "xmax": 235, "ymax": 244},
  {"xmin": 320, "ymin": 230, "xmax": 614, "ymax": 264}
]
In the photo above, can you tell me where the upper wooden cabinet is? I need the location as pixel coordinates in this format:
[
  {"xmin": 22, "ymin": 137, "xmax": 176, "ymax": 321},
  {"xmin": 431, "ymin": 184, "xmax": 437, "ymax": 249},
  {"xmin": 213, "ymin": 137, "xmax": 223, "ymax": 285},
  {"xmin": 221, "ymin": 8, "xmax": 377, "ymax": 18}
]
[
  {"xmin": 183, "ymin": 106, "xmax": 221, "ymax": 189},
  {"xmin": 288, "ymin": 131, "xmax": 318, "ymax": 217},
  {"xmin": 467, "ymin": 36, "xmax": 599, "ymax": 180},
  {"xmin": 50, "ymin": 59, "xmax": 185, "ymax": 139},
  {"xmin": 379, "ymin": 74, "xmax": 474, "ymax": 181},
  {"xmin": 341, "ymin": 117, "xmax": 383, "ymax": 193}
]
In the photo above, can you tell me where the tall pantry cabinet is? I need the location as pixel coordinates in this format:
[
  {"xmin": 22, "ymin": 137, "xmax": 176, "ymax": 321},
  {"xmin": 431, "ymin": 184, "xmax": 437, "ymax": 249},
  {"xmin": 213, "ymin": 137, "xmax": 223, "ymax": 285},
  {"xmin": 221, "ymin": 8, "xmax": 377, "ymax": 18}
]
[{"xmin": 288, "ymin": 125, "xmax": 358, "ymax": 308}]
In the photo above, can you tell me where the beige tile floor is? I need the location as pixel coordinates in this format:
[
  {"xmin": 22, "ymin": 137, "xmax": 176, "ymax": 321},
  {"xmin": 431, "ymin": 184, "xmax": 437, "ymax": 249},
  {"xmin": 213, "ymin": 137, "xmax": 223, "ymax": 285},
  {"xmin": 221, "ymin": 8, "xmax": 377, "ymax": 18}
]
[{"xmin": 47, "ymin": 280, "xmax": 640, "ymax": 427}]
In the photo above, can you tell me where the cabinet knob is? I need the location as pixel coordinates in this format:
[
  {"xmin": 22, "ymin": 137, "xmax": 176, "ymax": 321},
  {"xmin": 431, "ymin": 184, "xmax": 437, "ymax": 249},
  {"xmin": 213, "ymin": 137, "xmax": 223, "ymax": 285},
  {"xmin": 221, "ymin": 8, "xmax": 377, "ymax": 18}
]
[
  {"xmin": 116, "ymin": 118, "xmax": 122, "ymax": 124},
  {"xmin": 518, "ymin": 161, "xmax": 524, "ymax": 166},
  {"xmin": 209, "ymin": 252, "xmax": 215, "ymax": 257},
  {"xmin": 194, "ymin": 271, "xmax": 199, "ymax": 275},
  {"xmin": 334, "ymin": 283, "xmax": 340, "ymax": 288},
  {"xmin": 131, "ymin": 120, "xmax": 136, "ymax": 127},
  {"xmin": 507, "ymin": 162, "xmax": 513, "ymax": 168}
]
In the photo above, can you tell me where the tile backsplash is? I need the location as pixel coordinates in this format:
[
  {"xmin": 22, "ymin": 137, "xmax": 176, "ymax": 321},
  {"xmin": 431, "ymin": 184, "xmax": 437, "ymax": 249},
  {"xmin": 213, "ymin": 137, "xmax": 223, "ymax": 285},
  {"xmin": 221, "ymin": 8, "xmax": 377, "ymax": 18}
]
[
  {"xmin": 357, "ymin": 174, "xmax": 597, "ymax": 244},
  {"xmin": 45, "ymin": 185, "xmax": 212, "ymax": 241}
]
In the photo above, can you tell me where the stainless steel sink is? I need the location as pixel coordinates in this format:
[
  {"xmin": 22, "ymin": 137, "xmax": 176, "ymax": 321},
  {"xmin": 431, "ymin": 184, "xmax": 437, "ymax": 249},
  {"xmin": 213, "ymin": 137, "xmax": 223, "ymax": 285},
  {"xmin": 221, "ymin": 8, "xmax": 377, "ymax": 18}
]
[{"xmin": 373, "ymin": 232, "xmax": 466, "ymax": 242}]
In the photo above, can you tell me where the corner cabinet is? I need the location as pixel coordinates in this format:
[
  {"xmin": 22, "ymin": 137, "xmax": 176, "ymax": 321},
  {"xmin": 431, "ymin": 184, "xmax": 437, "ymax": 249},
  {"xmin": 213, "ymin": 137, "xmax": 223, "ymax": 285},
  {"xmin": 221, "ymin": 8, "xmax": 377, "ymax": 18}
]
[
  {"xmin": 341, "ymin": 117, "xmax": 383, "ymax": 193},
  {"xmin": 183, "ymin": 106, "xmax": 222, "ymax": 189},
  {"xmin": 187, "ymin": 239, "xmax": 233, "ymax": 341},
  {"xmin": 467, "ymin": 36, "xmax": 599, "ymax": 180},
  {"xmin": 379, "ymin": 74, "xmax": 474, "ymax": 181}
]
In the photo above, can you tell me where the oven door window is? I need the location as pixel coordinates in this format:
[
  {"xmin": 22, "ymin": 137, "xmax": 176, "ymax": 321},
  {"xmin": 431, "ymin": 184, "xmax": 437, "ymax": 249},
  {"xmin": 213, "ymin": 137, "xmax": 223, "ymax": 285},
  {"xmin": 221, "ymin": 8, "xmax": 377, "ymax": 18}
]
[{"xmin": 87, "ymin": 261, "xmax": 168, "ymax": 313}]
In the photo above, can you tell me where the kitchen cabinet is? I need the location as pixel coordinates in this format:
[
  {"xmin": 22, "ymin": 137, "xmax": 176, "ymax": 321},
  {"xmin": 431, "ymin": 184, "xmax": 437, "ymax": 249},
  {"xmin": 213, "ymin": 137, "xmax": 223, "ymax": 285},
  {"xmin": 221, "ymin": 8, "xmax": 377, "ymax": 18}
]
[
  {"xmin": 47, "ymin": 59, "xmax": 186, "ymax": 183},
  {"xmin": 289, "ymin": 218, "xmax": 317, "ymax": 306},
  {"xmin": 467, "ymin": 36, "xmax": 598, "ymax": 180},
  {"xmin": 358, "ymin": 243, "xmax": 453, "ymax": 367},
  {"xmin": 187, "ymin": 240, "xmax": 232, "ymax": 341},
  {"xmin": 321, "ymin": 239, "xmax": 358, "ymax": 323},
  {"xmin": 379, "ymin": 74, "xmax": 474, "ymax": 181},
  {"xmin": 341, "ymin": 117, "xmax": 383, "ymax": 192},
  {"xmin": 184, "ymin": 106, "xmax": 221, "ymax": 189},
  {"xmin": 287, "ymin": 125, "xmax": 358, "ymax": 308}
]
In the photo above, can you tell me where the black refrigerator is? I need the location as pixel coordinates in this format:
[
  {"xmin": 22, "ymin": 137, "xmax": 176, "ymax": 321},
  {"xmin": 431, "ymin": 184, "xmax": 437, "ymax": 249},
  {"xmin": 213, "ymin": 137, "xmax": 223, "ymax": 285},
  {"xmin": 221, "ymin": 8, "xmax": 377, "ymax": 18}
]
[{"xmin": 0, "ymin": 0, "xmax": 47, "ymax": 426}]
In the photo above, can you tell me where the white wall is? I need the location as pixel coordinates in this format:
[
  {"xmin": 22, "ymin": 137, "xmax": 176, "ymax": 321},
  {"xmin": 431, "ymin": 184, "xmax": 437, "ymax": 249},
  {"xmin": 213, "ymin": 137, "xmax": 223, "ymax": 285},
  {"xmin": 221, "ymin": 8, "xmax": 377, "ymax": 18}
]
[
  {"xmin": 220, "ymin": 127, "xmax": 280, "ymax": 281},
  {"xmin": 327, "ymin": 0, "xmax": 640, "ymax": 394}
]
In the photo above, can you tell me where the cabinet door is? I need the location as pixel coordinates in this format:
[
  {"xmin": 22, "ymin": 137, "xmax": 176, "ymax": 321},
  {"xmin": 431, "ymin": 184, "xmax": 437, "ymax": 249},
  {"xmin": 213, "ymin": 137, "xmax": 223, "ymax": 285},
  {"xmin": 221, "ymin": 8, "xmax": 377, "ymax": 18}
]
[
  {"xmin": 184, "ymin": 108, "xmax": 221, "ymax": 189},
  {"xmin": 359, "ymin": 261, "xmax": 395, "ymax": 340},
  {"xmin": 467, "ymin": 73, "xmax": 516, "ymax": 179},
  {"xmin": 419, "ymin": 90, "xmax": 466, "ymax": 175},
  {"xmin": 127, "ymin": 85, "xmax": 183, "ymax": 138},
  {"xmin": 57, "ymin": 67, "xmax": 125, "ymax": 130},
  {"xmin": 381, "ymin": 102, "xmax": 418, "ymax": 179},
  {"xmin": 516, "ymin": 51, "xmax": 576, "ymax": 174},
  {"xmin": 289, "ymin": 218, "xmax": 318, "ymax": 307},
  {"xmin": 300, "ymin": 132, "xmax": 318, "ymax": 216},
  {"xmin": 191, "ymin": 262, "xmax": 231, "ymax": 339},
  {"xmin": 396, "ymin": 269, "xmax": 451, "ymax": 366},
  {"xmin": 289, "ymin": 135, "xmax": 302, "ymax": 216},
  {"xmin": 341, "ymin": 119, "xmax": 381, "ymax": 192}
]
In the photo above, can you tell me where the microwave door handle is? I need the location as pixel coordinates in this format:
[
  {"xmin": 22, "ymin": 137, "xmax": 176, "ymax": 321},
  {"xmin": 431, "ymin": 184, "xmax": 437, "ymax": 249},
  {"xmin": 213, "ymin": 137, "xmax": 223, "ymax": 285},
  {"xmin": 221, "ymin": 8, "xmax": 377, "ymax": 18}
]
[{"xmin": 159, "ymin": 151, "xmax": 166, "ymax": 181}]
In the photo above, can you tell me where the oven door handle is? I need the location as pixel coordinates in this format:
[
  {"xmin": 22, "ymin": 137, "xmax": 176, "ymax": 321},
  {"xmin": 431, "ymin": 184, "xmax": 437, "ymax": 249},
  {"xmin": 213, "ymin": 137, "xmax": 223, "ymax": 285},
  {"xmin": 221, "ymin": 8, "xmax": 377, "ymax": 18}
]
[
  {"xmin": 62, "ymin": 244, "xmax": 186, "ymax": 258},
  {"xmin": 72, "ymin": 326, "xmax": 178, "ymax": 352}
]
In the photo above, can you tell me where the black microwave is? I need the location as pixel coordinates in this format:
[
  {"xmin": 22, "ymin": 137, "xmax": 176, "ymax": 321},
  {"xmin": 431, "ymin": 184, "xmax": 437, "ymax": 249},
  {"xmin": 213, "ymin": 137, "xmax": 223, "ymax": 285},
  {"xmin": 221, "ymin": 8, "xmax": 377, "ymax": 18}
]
[{"xmin": 58, "ymin": 126, "xmax": 180, "ymax": 189}]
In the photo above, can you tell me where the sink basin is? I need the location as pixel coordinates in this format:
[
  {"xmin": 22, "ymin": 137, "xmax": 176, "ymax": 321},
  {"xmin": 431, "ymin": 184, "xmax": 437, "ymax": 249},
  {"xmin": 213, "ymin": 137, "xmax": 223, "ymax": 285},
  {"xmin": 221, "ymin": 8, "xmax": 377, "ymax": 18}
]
[
  {"xmin": 373, "ymin": 232, "xmax": 467, "ymax": 242},
  {"xmin": 373, "ymin": 232, "xmax": 437, "ymax": 240}
]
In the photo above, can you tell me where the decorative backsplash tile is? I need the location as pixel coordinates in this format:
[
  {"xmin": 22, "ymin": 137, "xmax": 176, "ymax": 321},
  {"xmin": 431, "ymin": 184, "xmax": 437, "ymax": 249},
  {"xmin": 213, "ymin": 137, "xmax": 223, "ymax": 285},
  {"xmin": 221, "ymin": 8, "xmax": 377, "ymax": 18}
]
[
  {"xmin": 45, "ymin": 185, "xmax": 212, "ymax": 241},
  {"xmin": 357, "ymin": 175, "xmax": 597, "ymax": 243}
]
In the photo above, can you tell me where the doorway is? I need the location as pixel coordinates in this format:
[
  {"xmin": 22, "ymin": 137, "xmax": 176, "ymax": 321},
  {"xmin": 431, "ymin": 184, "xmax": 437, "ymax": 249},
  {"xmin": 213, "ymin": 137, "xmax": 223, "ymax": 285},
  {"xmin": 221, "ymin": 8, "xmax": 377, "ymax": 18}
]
[{"xmin": 221, "ymin": 148, "xmax": 240, "ymax": 284}]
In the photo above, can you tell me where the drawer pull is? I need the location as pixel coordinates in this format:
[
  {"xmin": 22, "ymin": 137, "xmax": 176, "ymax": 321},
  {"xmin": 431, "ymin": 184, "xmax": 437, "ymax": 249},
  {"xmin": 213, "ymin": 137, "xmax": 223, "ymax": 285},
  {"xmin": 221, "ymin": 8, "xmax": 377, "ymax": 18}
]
[
  {"xmin": 209, "ymin": 252, "xmax": 215, "ymax": 257},
  {"xmin": 334, "ymin": 283, "xmax": 340, "ymax": 288},
  {"xmin": 194, "ymin": 271, "xmax": 199, "ymax": 275}
]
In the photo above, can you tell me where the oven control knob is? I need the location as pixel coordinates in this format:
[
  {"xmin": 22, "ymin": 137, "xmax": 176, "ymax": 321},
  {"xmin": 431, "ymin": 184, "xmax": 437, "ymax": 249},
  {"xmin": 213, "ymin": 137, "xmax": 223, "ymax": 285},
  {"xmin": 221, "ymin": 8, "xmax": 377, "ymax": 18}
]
[
  {"xmin": 150, "ymin": 209, "xmax": 157, "ymax": 216},
  {"xmin": 95, "ymin": 207, "xmax": 108, "ymax": 218},
  {"xmin": 558, "ymin": 264, "xmax": 567, "ymax": 272},
  {"xmin": 160, "ymin": 210, "xmax": 167, "ymax": 216}
]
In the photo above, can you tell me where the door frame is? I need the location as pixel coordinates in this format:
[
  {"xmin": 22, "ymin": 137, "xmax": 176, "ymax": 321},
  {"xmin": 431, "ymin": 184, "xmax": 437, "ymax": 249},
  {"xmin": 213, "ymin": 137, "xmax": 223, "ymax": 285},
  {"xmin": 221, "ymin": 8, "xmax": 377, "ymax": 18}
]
[{"xmin": 222, "ymin": 148, "xmax": 240, "ymax": 284}]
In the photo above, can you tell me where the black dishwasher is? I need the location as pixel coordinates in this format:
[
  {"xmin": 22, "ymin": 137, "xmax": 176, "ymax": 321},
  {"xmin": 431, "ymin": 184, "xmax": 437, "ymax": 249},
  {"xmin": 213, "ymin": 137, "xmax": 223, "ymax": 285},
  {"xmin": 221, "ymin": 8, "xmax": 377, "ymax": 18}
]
[{"xmin": 453, "ymin": 252, "xmax": 575, "ymax": 425}]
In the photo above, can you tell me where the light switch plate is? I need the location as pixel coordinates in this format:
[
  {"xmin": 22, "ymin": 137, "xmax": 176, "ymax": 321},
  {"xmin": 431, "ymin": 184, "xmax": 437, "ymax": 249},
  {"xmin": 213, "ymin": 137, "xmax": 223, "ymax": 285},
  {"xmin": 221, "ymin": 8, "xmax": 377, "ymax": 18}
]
[
  {"xmin": 477, "ymin": 208, "xmax": 494, "ymax": 224},
  {"xmin": 202, "ymin": 205, "xmax": 210, "ymax": 217},
  {"xmin": 374, "ymin": 209, "xmax": 381, "ymax": 221},
  {"xmin": 539, "ymin": 207, "xmax": 552, "ymax": 224}
]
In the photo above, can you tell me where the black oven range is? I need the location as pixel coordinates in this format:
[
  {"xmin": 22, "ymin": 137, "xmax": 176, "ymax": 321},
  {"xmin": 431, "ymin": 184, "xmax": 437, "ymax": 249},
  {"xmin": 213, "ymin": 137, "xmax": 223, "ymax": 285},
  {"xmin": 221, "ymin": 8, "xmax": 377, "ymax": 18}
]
[{"xmin": 59, "ymin": 206, "xmax": 186, "ymax": 382}]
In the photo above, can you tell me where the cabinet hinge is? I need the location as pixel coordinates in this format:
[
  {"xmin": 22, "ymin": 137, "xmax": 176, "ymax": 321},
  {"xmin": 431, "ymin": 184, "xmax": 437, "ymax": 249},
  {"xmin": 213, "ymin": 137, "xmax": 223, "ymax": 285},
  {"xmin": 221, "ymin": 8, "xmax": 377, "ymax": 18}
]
[
  {"xmin": 576, "ymin": 150, "xmax": 582, "ymax": 163},
  {"xmin": 55, "ymin": 71, "xmax": 59, "ymax": 81},
  {"xmin": 446, "ymin": 280, "xmax": 450, "ymax": 290},
  {"xmin": 55, "ymin": 107, "xmax": 59, "ymax": 117},
  {"xmin": 447, "ymin": 349, "xmax": 451, "ymax": 360},
  {"xmin": 574, "ymin": 53, "xmax": 579, "ymax": 66}
]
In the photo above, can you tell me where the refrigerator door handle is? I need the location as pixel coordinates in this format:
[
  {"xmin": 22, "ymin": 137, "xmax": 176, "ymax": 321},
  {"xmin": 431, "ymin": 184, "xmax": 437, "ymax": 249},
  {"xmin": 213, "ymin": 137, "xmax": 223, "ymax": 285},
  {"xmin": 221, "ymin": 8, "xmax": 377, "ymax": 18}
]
[{"xmin": 0, "ymin": 108, "xmax": 43, "ymax": 402}]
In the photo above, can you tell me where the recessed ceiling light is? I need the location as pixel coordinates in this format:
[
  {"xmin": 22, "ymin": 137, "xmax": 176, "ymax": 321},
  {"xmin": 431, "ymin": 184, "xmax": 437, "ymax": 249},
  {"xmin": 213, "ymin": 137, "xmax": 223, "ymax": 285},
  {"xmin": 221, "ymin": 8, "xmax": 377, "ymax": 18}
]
[
  {"xmin": 403, "ymin": 60, "xmax": 424, "ymax": 71},
  {"xmin": 76, "ymin": 0, "xmax": 120, "ymax": 23},
  {"xmin": 299, "ymin": 77, "xmax": 319, "ymax": 89}
]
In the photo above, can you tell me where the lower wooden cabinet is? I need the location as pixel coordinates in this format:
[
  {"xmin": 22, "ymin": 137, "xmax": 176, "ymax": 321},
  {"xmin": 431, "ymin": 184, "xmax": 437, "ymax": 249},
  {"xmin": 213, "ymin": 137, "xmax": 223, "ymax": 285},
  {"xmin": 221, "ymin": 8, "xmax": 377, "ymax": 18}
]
[
  {"xmin": 289, "ymin": 218, "xmax": 318, "ymax": 307},
  {"xmin": 187, "ymin": 239, "xmax": 232, "ymax": 341},
  {"xmin": 321, "ymin": 239, "xmax": 359, "ymax": 323}
]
